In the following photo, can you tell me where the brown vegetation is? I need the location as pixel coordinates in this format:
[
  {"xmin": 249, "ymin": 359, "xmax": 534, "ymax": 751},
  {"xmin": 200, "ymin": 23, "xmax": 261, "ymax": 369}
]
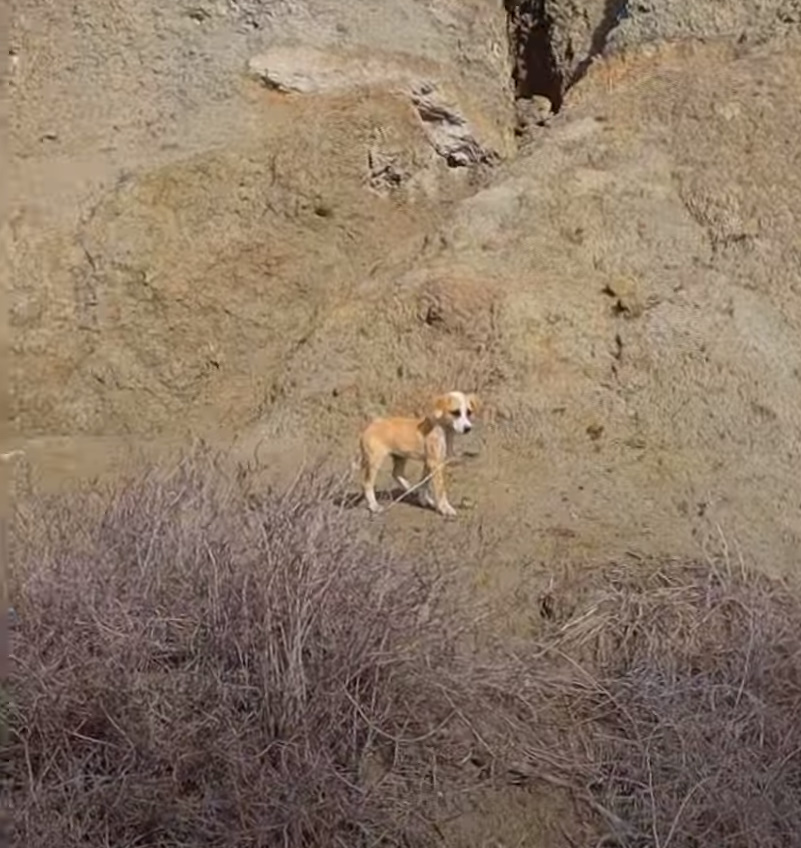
[
  {"xmin": 6, "ymin": 449, "xmax": 801, "ymax": 846},
  {"xmin": 529, "ymin": 557, "xmax": 801, "ymax": 847}
]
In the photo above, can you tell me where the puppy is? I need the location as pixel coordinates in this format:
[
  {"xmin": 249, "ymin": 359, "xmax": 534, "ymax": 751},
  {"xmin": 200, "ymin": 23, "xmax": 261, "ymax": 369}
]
[{"xmin": 359, "ymin": 391, "xmax": 479, "ymax": 516}]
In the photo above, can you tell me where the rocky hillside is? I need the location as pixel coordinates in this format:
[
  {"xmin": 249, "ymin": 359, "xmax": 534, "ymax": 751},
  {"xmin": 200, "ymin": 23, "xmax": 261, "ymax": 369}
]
[{"xmin": 7, "ymin": 0, "xmax": 801, "ymax": 583}]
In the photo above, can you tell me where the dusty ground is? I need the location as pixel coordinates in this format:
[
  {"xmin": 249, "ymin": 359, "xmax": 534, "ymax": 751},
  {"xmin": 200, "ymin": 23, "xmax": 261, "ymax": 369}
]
[{"xmin": 6, "ymin": 0, "xmax": 801, "ymax": 806}]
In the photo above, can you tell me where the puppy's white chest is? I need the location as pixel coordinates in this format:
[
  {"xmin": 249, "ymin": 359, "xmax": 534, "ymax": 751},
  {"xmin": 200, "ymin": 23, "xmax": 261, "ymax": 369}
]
[{"xmin": 426, "ymin": 427, "xmax": 448, "ymax": 458}]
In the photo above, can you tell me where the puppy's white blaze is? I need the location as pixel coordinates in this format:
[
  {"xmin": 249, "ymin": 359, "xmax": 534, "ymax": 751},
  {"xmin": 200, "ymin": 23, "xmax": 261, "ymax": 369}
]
[{"xmin": 449, "ymin": 391, "xmax": 472, "ymax": 434}]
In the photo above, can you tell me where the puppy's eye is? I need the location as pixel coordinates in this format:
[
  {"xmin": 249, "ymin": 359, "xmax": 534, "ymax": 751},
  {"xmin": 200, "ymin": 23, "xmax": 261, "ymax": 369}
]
[
  {"xmin": 466, "ymin": 409, "xmax": 473, "ymax": 418},
  {"xmin": 449, "ymin": 408, "xmax": 460, "ymax": 416}
]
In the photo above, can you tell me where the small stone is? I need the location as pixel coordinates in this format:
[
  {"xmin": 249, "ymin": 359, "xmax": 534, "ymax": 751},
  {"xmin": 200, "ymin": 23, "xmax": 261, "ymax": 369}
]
[
  {"xmin": 410, "ymin": 82, "xmax": 499, "ymax": 167},
  {"xmin": 586, "ymin": 423, "xmax": 604, "ymax": 441},
  {"xmin": 529, "ymin": 95, "xmax": 553, "ymax": 122},
  {"xmin": 602, "ymin": 276, "xmax": 644, "ymax": 318},
  {"xmin": 517, "ymin": 94, "xmax": 554, "ymax": 128}
]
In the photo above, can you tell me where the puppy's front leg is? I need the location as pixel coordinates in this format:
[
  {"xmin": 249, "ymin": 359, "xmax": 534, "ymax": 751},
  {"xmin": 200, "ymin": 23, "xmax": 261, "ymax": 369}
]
[{"xmin": 428, "ymin": 459, "xmax": 457, "ymax": 517}]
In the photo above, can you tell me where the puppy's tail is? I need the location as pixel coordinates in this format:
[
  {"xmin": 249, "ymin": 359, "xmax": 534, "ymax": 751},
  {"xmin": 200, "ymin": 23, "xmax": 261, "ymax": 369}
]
[
  {"xmin": 352, "ymin": 442, "xmax": 370, "ymax": 475},
  {"xmin": 351, "ymin": 428, "xmax": 370, "ymax": 477}
]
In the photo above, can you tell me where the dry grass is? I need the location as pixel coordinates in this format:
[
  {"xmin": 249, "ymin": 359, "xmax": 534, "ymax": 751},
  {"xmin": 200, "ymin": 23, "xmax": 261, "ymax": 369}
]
[
  {"xmin": 522, "ymin": 556, "xmax": 801, "ymax": 847},
  {"xmin": 6, "ymin": 446, "xmax": 801, "ymax": 847}
]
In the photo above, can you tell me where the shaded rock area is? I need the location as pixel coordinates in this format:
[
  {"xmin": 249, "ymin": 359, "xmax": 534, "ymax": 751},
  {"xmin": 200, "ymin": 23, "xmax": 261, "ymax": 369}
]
[{"xmin": 505, "ymin": 0, "xmax": 801, "ymax": 108}]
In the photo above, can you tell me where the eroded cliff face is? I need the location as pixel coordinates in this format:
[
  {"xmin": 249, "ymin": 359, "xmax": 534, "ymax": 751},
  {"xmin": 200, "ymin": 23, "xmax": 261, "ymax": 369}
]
[
  {"xmin": 6, "ymin": 2, "xmax": 801, "ymax": 578},
  {"xmin": 7, "ymin": 0, "xmax": 515, "ymax": 439},
  {"xmin": 505, "ymin": 0, "xmax": 801, "ymax": 107}
]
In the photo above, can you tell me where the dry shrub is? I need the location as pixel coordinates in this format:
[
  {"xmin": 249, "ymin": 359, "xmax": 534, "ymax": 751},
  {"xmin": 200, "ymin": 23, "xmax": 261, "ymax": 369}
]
[
  {"xmin": 523, "ymin": 557, "xmax": 801, "ymax": 848},
  {"xmin": 7, "ymin": 448, "xmax": 801, "ymax": 848},
  {"xmin": 5, "ymin": 448, "xmax": 503, "ymax": 848}
]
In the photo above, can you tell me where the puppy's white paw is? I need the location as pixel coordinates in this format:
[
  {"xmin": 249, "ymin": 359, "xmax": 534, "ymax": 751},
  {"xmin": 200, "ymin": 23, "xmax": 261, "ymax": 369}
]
[{"xmin": 438, "ymin": 502, "xmax": 457, "ymax": 518}]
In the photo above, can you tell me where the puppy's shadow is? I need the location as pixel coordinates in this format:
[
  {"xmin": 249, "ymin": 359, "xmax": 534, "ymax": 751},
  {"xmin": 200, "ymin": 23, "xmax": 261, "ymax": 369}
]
[
  {"xmin": 333, "ymin": 488, "xmax": 429, "ymax": 512},
  {"xmin": 334, "ymin": 491, "xmax": 364, "ymax": 510}
]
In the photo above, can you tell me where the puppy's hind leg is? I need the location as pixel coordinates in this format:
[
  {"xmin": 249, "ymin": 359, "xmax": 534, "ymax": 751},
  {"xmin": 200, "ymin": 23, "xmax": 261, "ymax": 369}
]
[
  {"xmin": 360, "ymin": 438, "xmax": 386, "ymax": 514},
  {"xmin": 391, "ymin": 456, "xmax": 412, "ymax": 492}
]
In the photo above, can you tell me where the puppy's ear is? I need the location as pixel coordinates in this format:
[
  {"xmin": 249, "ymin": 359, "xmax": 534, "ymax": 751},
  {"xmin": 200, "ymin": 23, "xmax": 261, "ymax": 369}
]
[
  {"xmin": 466, "ymin": 394, "xmax": 481, "ymax": 415},
  {"xmin": 432, "ymin": 394, "xmax": 450, "ymax": 419}
]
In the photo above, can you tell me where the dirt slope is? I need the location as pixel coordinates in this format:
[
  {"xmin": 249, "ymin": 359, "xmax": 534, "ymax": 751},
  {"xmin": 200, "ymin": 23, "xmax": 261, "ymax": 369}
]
[
  {"xmin": 6, "ymin": 1, "xmax": 801, "ymax": 597},
  {"xmin": 247, "ymin": 39, "xmax": 801, "ymax": 598}
]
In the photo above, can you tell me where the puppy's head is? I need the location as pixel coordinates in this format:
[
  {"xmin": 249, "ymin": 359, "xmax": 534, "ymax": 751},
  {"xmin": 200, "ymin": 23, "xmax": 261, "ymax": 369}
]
[{"xmin": 433, "ymin": 391, "xmax": 480, "ymax": 435}]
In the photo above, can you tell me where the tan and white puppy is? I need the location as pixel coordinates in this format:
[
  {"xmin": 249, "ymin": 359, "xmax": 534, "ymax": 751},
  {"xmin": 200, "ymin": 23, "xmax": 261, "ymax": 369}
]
[{"xmin": 359, "ymin": 391, "xmax": 479, "ymax": 517}]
